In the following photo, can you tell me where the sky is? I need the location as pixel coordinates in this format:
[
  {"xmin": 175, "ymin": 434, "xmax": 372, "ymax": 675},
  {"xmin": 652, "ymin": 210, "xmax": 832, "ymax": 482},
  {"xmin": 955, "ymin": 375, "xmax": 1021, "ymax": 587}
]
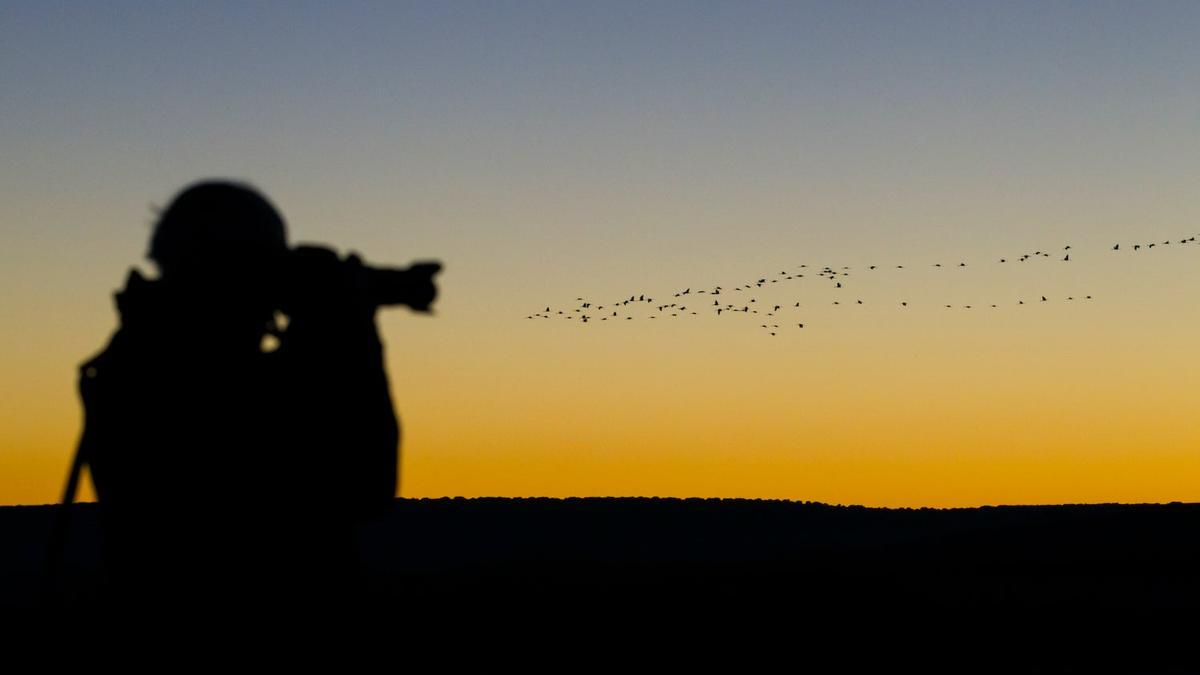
[{"xmin": 2, "ymin": 1, "xmax": 1199, "ymax": 507}]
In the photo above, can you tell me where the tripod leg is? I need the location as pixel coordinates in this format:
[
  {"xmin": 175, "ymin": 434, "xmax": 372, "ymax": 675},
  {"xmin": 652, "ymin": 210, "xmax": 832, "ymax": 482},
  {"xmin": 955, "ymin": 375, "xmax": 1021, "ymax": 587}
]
[{"xmin": 41, "ymin": 435, "xmax": 87, "ymax": 607}]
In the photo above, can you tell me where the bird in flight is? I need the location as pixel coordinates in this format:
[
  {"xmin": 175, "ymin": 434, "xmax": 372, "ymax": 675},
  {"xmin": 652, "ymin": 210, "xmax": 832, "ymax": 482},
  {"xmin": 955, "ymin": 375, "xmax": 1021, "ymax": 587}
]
[{"xmin": 532, "ymin": 234, "xmax": 1144, "ymax": 334}]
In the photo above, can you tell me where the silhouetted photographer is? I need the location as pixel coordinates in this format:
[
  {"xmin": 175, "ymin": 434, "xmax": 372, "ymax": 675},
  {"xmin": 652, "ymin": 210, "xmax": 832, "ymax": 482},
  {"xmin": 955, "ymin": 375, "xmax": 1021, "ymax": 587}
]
[{"xmin": 59, "ymin": 180, "xmax": 440, "ymax": 616}]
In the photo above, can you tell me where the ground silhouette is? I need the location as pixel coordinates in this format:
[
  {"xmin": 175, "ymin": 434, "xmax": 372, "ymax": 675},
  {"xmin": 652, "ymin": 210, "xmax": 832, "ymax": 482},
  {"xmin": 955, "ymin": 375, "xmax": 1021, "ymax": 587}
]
[{"xmin": 15, "ymin": 497, "xmax": 1200, "ymax": 616}]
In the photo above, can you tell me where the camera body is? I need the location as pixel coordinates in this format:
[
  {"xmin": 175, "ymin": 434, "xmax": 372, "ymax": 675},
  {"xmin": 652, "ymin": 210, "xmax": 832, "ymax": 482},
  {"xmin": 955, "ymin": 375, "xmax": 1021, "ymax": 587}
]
[{"xmin": 277, "ymin": 244, "xmax": 441, "ymax": 316}]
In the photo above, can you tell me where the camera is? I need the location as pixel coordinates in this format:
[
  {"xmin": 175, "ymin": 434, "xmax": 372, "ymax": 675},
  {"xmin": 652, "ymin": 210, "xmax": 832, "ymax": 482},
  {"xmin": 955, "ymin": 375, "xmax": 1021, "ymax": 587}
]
[{"xmin": 278, "ymin": 244, "xmax": 441, "ymax": 315}]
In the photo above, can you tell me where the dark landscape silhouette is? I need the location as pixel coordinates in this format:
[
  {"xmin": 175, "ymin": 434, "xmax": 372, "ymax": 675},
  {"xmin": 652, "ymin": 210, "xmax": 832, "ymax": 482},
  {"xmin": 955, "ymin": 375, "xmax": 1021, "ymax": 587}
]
[{"xmin": 14, "ymin": 497, "xmax": 1200, "ymax": 616}]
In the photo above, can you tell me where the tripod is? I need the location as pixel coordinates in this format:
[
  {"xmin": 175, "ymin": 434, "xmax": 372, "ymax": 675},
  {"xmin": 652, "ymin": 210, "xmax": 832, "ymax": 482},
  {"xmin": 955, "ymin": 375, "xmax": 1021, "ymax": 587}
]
[{"xmin": 41, "ymin": 395, "xmax": 92, "ymax": 606}]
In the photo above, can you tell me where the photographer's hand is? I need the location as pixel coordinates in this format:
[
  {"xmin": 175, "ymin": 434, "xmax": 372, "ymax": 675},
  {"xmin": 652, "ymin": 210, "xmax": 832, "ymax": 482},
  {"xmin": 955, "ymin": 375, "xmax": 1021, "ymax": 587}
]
[
  {"xmin": 281, "ymin": 245, "xmax": 372, "ymax": 317},
  {"xmin": 274, "ymin": 245, "xmax": 398, "ymax": 520}
]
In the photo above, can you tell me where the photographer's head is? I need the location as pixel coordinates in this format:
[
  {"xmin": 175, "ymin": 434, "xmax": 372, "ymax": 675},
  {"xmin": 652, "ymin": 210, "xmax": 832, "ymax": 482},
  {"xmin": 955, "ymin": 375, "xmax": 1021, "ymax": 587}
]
[{"xmin": 149, "ymin": 181, "xmax": 287, "ymax": 344}]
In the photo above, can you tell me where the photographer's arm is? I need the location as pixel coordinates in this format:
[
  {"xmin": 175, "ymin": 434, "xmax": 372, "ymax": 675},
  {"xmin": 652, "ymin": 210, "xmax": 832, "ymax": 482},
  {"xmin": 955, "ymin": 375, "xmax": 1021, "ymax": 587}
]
[{"xmin": 277, "ymin": 253, "xmax": 400, "ymax": 521}]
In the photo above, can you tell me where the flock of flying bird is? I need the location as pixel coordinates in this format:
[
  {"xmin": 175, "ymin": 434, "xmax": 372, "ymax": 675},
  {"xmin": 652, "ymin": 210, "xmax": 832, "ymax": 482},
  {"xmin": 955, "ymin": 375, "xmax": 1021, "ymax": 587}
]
[{"xmin": 526, "ymin": 234, "xmax": 1199, "ymax": 336}]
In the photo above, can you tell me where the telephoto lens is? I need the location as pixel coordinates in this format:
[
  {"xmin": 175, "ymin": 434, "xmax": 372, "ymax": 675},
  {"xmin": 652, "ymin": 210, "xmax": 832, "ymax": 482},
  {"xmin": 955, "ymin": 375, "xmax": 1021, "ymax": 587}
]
[
  {"xmin": 366, "ymin": 262, "xmax": 441, "ymax": 311},
  {"xmin": 281, "ymin": 245, "xmax": 441, "ymax": 313}
]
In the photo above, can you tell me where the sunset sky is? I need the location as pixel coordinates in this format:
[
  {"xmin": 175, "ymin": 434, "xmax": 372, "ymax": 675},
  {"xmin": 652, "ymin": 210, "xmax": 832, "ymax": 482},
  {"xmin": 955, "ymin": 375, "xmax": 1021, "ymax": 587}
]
[{"xmin": 3, "ymin": 1, "xmax": 1199, "ymax": 507}]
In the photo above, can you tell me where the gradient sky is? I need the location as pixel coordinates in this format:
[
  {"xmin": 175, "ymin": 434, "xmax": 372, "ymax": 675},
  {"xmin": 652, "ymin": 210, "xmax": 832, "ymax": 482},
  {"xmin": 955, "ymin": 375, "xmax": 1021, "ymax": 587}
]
[{"xmin": 3, "ymin": 1, "xmax": 1199, "ymax": 506}]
